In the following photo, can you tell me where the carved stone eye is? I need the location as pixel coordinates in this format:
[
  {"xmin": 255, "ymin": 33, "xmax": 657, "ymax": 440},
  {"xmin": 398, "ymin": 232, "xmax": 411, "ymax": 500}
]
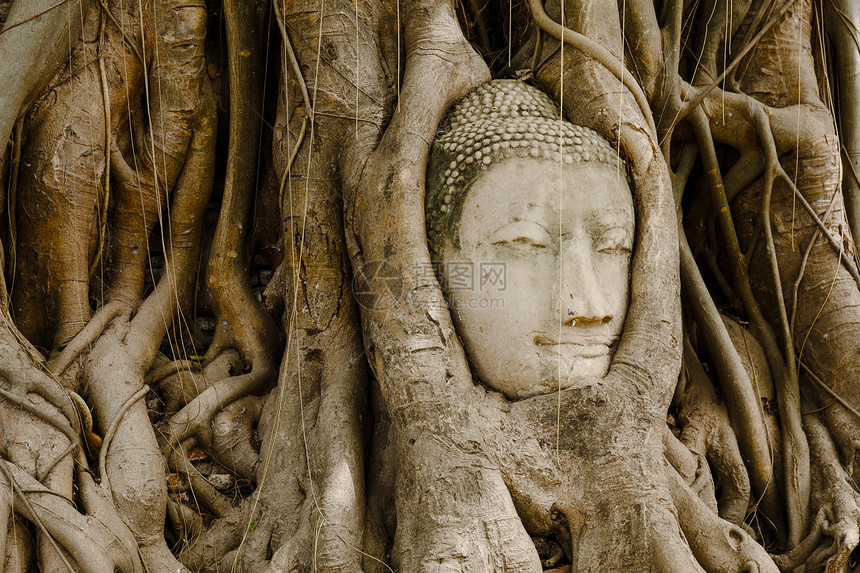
[
  {"xmin": 594, "ymin": 226, "xmax": 632, "ymax": 254},
  {"xmin": 490, "ymin": 220, "xmax": 552, "ymax": 249}
]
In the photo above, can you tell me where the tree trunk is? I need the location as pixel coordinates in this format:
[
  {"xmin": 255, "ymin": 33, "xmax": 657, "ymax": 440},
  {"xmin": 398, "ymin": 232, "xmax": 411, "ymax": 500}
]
[{"xmin": 1, "ymin": 0, "xmax": 860, "ymax": 571}]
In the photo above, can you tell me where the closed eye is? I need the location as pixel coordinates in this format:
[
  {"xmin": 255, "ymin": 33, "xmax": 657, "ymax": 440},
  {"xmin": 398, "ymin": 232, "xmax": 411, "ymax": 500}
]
[
  {"xmin": 489, "ymin": 220, "xmax": 553, "ymax": 249},
  {"xmin": 594, "ymin": 227, "xmax": 632, "ymax": 254}
]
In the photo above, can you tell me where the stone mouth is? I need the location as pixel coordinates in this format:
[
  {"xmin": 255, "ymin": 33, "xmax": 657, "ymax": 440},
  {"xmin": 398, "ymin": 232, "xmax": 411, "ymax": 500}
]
[{"xmin": 533, "ymin": 335, "xmax": 614, "ymax": 358}]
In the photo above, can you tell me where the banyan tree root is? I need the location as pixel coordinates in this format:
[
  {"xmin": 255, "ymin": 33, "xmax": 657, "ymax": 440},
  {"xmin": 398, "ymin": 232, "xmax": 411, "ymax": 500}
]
[
  {"xmin": 339, "ymin": 0, "xmax": 547, "ymax": 568},
  {"xmin": 153, "ymin": 349, "xmax": 242, "ymax": 414},
  {"xmin": 161, "ymin": 0, "xmax": 279, "ymax": 453},
  {"xmin": 0, "ymin": 317, "xmax": 141, "ymax": 572},
  {"xmin": 677, "ymin": 338, "xmax": 752, "ymax": 527},
  {"xmin": 1, "ymin": 0, "xmax": 219, "ymax": 569},
  {"xmin": 12, "ymin": 5, "xmax": 106, "ymax": 349},
  {"xmin": 666, "ymin": 462, "xmax": 780, "ymax": 573},
  {"xmin": 0, "ymin": 460, "xmax": 142, "ymax": 573},
  {"xmin": 803, "ymin": 407, "xmax": 860, "ymax": 572},
  {"xmin": 206, "ymin": 394, "xmax": 264, "ymax": 481}
]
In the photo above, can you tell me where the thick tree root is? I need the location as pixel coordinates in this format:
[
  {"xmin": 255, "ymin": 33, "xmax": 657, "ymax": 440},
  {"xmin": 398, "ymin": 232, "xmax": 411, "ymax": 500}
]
[
  {"xmin": 667, "ymin": 462, "xmax": 780, "ymax": 573},
  {"xmin": 0, "ymin": 460, "xmax": 142, "ymax": 573},
  {"xmin": 154, "ymin": 349, "xmax": 241, "ymax": 414},
  {"xmin": 678, "ymin": 339, "xmax": 752, "ymax": 526},
  {"xmin": 88, "ymin": 329, "xmax": 189, "ymax": 572},
  {"xmin": 162, "ymin": 367, "xmax": 274, "ymax": 449},
  {"xmin": 166, "ymin": 438, "xmax": 232, "ymax": 517},
  {"xmin": 804, "ymin": 409, "xmax": 860, "ymax": 572},
  {"xmin": 208, "ymin": 395, "xmax": 263, "ymax": 480}
]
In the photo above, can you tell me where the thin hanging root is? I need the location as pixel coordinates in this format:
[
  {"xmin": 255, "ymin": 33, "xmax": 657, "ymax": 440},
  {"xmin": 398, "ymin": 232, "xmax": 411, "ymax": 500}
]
[
  {"xmin": 90, "ymin": 7, "xmax": 111, "ymax": 280},
  {"xmin": 790, "ymin": 187, "xmax": 841, "ymax": 333},
  {"xmin": 6, "ymin": 118, "xmax": 23, "ymax": 298},
  {"xmin": 801, "ymin": 362, "xmax": 860, "ymax": 423},
  {"xmin": 48, "ymin": 300, "xmax": 124, "ymax": 376},
  {"xmin": 770, "ymin": 158, "xmax": 860, "ymax": 290},
  {"xmin": 95, "ymin": 0, "xmax": 144, "ymax": 65},
  {"xmin": 752, "ymin": 108, "xmax": 797, "ymax": 418},
  {"xmin": 98, "ymin": 384, "xmax": 149, "ymax": 491},
  {"xmin": 690, "ymin": 105, "xmax": 810, "ymax": 546},
  {"xmin": 675, "ymin": 0, "xmax": 798, "ymax": 125},
  {"xmin": 272, "ymin": 0, "xmax": 311, "ymax": 213},
  {"xmin": 527, "ymin": 0, "xmax": 657, "ymax": 138}
]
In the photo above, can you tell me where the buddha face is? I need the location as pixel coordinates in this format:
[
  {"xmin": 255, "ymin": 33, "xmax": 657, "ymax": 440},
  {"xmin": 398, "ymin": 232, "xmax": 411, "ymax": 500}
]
[{"xmin": 438, "ymin": 157, "xmax": 634, "ymax": 399}]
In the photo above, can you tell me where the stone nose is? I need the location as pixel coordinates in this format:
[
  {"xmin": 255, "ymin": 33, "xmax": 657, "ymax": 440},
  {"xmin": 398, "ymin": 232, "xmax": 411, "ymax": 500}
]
[{"xmin": 559, "ymin": 250, "xmax": 613, "ymax": 326}]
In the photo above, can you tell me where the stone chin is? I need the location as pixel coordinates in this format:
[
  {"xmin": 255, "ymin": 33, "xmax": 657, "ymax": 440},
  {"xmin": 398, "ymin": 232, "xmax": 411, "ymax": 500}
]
[{"xmin": 529, "ymin": 345, "xmax": 613, "ymax": 399}]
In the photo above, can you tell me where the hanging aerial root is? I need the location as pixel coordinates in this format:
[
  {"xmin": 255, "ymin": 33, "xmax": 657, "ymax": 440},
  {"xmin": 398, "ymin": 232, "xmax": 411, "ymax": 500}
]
[{"xmin": 689, "ymin": 105, "xmax": 809, "ymax": 546}]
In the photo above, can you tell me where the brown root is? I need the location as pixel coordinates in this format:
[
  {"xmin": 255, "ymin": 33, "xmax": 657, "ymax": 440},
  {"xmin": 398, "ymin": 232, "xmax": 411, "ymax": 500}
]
[
  {"xmin": 154, "ymin": 349, "xmax": 241, "ymax": 414},
  {"xmin": 207, "ymin": 394, "xmax": 264, "ymax": 480},
  {"xmin": 667, "ymin": 462, "xmax": 780, "ymax": 573},
  {"xmin": 804, "ymin": 408, "xmax": 860, "ymax": 572},
  {"xmin": 679, "ymin": 338, "xmax": 752, "ymax": 526},
  {"xmin": 166, "ymin": 438, "xmax": 232, "ymax": 518},
  {"xmin": 0, "ymin": 459, "xmax": 141, "ymax": 573}
]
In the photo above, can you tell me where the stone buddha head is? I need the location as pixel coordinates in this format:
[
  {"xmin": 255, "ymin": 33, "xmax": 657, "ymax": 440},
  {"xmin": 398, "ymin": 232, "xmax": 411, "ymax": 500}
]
[{"xmin": 427, "ymin": 80, "xmax": 634, "ymax": 399}]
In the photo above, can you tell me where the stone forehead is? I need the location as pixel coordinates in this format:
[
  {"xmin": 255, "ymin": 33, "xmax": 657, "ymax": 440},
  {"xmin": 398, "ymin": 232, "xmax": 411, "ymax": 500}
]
[{"xmin": 426, "ymin": 80, "xmax": 625, "ymax": 255}]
